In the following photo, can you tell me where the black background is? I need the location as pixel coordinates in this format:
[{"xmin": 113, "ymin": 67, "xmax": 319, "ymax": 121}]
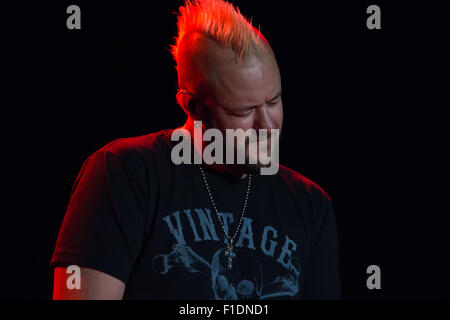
[{"xmin": 3, "ymin": 1, "xmax": 450, "ymax": 299}]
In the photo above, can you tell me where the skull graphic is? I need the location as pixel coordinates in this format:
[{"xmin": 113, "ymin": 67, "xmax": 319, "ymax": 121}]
[
  {"xmin": 211, "ymin": 248, "xmax": 263, "ymax": 300},
  {"xmin": 152, "ymin": 244, "xmax": 301, "ymax": 299}
]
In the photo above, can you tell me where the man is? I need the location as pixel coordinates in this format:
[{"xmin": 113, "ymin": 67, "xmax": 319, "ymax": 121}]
[{"xmin": 51, "ymin": 0, "xmax": 341, "ymax": 300}]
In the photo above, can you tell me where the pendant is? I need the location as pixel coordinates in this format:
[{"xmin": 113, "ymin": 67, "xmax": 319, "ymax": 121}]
[{"xmin": 224, "ymin": 236, "xmax": 235, "ymax": 270}]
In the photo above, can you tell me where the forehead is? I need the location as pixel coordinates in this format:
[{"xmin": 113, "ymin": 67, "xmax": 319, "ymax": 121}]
[{"xmin": 207, "ymin": 52, "xmax": 281, "ymax": 109}]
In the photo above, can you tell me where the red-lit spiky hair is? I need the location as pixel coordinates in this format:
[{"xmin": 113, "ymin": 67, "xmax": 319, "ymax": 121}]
[{"xmin": 170, "ymin": 0, "xmax": 267, "ymax": 63}]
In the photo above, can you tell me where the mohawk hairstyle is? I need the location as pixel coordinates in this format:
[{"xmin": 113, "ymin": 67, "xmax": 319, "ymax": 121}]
[{"xmin": 170, "ymin": 0, "xmax": 267, "ymax": 63}]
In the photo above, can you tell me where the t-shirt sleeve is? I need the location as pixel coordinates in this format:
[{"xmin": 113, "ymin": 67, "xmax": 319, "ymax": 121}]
[
  {"xmin": 50, "ymin": 148, "xmax": 148, "ymax": 284},
  {"xmin": 302, "ymin": 190, "xmax": 341, "ymax": 299}
]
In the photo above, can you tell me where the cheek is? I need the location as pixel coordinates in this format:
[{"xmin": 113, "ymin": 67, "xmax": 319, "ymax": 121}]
[
  {"xmin": 210, "ymin": 116, "xmax": 239, "ymax": 131},
  {"xmin": 207, "ymin": 110, "xmax": 228, "ymax": 130},
  {"xmin": 211, "ymin": 111, "xmax": 250, "ymax": 131}
]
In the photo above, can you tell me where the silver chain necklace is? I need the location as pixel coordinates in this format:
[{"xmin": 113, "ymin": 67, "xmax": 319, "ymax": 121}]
[{"xmin": 198, "ymin": 164, "xmax": 252, "ymax": 270}]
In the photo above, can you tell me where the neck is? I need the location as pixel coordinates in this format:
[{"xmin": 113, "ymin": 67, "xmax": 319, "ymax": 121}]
[
  {"xmin": 180, "ymin": 119, "xmax": 249, "ymax": 182},
  {"xmin": 208, "ymin": 163, "xmax": 249, "ymax": 182}
]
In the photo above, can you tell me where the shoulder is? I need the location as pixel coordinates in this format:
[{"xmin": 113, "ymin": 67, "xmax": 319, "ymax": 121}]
[
  {"xmin": 277, "ymin": 164, "xmax": 337, "ymax": 242},
  {"xmin": 81, "ymin": 129, "xmax": 173, "ymax": 174},
  {"xmin": 97, "ymin": 129, "xmax": 172, "ymax": 158},
  {"xmin": 277, "ymin": 164, "xmax": 332, "ymax": 204}
]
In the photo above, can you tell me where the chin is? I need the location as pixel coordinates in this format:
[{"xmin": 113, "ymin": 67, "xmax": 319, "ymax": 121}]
[{"xmin": 240, "ymin": 160, "xmax": 272, "ymax": 174}]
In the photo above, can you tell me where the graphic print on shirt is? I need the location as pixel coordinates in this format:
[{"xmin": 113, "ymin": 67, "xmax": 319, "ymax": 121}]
[{"xmin": 151, "ymin": 208, "xmax": 301, "ymax": 300}]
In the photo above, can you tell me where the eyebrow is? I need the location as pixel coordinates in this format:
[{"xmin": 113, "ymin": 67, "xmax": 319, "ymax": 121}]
[{"xmin": 267, "ymin": 89, "xmax": 282, "ymax": 103}]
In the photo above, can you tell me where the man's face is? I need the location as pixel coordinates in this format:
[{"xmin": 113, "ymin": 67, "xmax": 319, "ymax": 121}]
[{"xmin": 202, "ymin": 49, "xmax": 283, "ymax": 170}]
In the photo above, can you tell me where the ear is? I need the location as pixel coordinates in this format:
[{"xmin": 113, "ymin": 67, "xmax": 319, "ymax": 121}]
[
  {"xmin": 176, "ymin": 91, "xmax": 212, "ymax": 126},
  {"xmin": 176, "ymin": 90, "xmax": 201, "ymax": 115},
  {"xmin": 176, "ymin": 91, "xmax": 191, "ymax": 116}
]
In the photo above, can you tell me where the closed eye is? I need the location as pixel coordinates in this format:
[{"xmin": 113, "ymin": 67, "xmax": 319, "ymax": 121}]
[{"xmin": 232, "ymin": 106, "xmax": 256, "ymax": 116}]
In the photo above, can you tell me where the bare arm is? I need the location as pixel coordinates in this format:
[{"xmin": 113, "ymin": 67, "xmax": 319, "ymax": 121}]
[{"xmin": 53, "ymin": 266, "xmax": 125, "ymax": 300}]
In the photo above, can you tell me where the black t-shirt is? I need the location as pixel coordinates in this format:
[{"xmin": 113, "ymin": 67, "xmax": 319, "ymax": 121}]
[{"xmin": 50, "ymin": 129, "xmax": 341, "ymax": 300}]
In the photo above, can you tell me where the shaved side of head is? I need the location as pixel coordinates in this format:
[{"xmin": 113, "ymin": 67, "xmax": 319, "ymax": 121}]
[{"xmin": 171, "ymin": 0, "xmax": 275, "ymax": 106}]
